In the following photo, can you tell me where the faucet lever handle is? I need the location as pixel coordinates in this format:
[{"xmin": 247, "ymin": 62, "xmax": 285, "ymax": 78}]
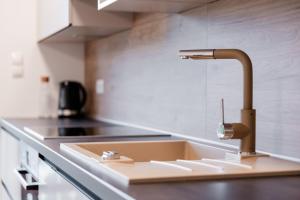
[
  {"xmin": 217, "ymin": 98, "xmax": 250, "ymax": 140},
  {"xmin": 221, "ymin": 98, "xmax": 225, "ymax": 124},
  {"xmin": 218, "ymin": 98, "xmax": 234, "ymax": 139}
]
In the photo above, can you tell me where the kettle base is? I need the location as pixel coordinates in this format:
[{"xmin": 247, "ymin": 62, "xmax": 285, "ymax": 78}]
[{"xmin": 58, "ymin": 109, "xmax": 85, "ymax": 119}]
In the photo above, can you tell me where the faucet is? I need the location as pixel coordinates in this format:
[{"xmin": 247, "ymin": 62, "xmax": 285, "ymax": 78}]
[{"xmin": 178, "ymin": 49, "xmax": 256, "ymax": 156}]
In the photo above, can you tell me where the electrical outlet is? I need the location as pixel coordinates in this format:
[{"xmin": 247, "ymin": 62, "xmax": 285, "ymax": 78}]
[
  {"xmin": 11, "ymin": 51, "xmax": 24, "ymax": 78},
  {"xmin": 96, "ymin": 79, "xmax": 105, "ymax": 94},
  {"xmin": 11, "ymin": 51, "xmax": 24, "ymax": 66},
  {"xmin": 12, "ymin": 66, "xmax": 24, "ymax": 78}
]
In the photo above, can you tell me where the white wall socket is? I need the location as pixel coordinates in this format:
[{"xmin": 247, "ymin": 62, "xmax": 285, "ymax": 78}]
[
  {"xmin": 11, "ymin": 51, "xmax": 24, "ymax": 78},
  {"xmin": 11, "ymin": 51, "xmax": 24, "ymax": 66},
  {"xmin": 96, "ymin": 79, "xmax": 105, "ymax": 94},
  {"xmin": 11, "ymin": 66, "xmax": 24, "ymax": 78}
]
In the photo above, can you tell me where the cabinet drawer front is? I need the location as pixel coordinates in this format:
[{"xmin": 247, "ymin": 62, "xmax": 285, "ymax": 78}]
[
  {"xmin": 20, "ymin": 141, "xmax": 39, "ymax": 178},
  {"xmin": 38, "ymin": 160, "xmax": 90, "ymax": 200},
  {"xmin": 1, "ymin": 129, "xmax": 21, "ymax": 200},
  {"xmin": 1, "ymin": 182, "xmax": 12, "ymax": 200}
]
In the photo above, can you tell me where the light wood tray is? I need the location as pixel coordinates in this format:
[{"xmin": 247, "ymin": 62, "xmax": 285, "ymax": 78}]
[{"xmin": 60, "ymin": 140, "xmax": 300, "ymax": 185}]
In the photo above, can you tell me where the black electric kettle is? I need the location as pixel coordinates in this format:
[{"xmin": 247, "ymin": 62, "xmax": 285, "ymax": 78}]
[{"xmin": 58, "ymin": 81, "xmax": 87, "ymax": 118}]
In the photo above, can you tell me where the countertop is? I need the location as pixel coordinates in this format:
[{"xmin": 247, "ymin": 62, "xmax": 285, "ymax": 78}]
[{"xmin": 1, "ymin": 118, "xmax": 300, "ymax": 200}]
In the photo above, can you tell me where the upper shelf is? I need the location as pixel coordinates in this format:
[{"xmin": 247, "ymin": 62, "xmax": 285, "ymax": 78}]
[
  {"xmin": 97, "ymin": 0, "xmax": 208, "ymax": 13},
  {"xmin": 37, "ymin": 0, "xmax": 132, "ymax": 43},
  {"xmin": 37, "ymin": 0, "xmax": 210, "ymax": 43}
]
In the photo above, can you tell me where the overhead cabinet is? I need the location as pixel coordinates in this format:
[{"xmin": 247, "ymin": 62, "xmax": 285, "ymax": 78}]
[
  {"xmin": 97, "ymin": 0, "xmax": 208, "ymax": 13},
  {"xmin": 37, "ymin": 0, "xmax": 133, "ymax": 42}
]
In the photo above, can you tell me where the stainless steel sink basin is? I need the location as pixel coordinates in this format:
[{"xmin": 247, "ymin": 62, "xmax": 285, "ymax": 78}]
[{"xmin": 61, "ymin": 140, "xmax": 300, "ymax": 184}]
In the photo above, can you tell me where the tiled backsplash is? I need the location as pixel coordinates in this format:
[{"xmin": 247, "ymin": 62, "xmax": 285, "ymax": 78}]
[{"xmin": 85, "ymin": 0, "xmax": 300, "ymax": 159}]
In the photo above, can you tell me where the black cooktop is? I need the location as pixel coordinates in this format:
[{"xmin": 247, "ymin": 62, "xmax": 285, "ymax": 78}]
[{"xmin": 23, "ymin": 125, "xmax": 169, "ymax": 140}]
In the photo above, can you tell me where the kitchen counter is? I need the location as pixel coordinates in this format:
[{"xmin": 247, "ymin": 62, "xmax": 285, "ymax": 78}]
[{"xmin": 1, "ymin": 118, "xmax": 300, "ymax": 200}]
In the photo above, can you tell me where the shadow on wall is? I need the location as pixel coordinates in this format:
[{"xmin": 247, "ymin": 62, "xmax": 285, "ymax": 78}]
[
  {"xmin": 37, "ymin": 43, "xmax": 85, "ymax": 116},
  {"xmin": 38, "ymin": 43, "xmax": 84, "ymax": 86}
]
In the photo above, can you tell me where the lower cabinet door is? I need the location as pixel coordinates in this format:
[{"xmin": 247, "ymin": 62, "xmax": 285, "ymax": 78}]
[
  {"xmin": 0, "ymin": 129, "xmax": 21, "ymax": 200},
  {"xmin": 1, "ymin": 182, "xmax": 12, "ymax": 200},
  {"xmin": 38, "ymin": 159, "xmax": 90, "ymax": 200}
]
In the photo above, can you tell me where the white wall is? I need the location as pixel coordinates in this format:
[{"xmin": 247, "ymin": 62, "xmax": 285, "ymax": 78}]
[{"xmin": 0, "ymin": 0, "xmax": 84, "ymax": 118}]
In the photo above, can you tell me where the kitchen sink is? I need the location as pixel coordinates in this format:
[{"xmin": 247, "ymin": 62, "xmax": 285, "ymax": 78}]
[{"xmin": 60, "ymin": 140, "xmax": 300, "ymax": 184}]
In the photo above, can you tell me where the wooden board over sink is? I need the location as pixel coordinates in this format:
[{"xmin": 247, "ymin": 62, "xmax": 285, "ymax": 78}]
[{"xmin": 60, "ymin": 140, "xmax": 300, "ymax": 185}]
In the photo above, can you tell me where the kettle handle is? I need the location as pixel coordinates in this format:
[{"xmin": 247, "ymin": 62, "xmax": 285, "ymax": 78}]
[{"xmin": 78, "ymin": 83, "xmax": 87, "ymax": 109}]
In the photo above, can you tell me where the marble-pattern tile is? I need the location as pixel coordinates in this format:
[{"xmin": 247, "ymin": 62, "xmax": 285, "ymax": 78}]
[{"xmin": 85, "ymin": 0, "xmax": 300, "ymax": 159}]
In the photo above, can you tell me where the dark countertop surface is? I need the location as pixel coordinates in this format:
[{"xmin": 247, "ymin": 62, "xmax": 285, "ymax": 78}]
[{"xmin": 1, "ymin": 118, "xmax": 300, "ymax": 200}]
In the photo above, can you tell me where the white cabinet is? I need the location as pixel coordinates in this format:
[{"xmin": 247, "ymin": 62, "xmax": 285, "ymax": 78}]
[
  {"xmin": 0, "ymin": 132, "xmax": 1, "ymax": 198},
  {"xmin": 97, "ymin": 0, "xmax": 209, "ymax": 13},
  {"xmin": 37, "ymin": 0, "xmax": 70, "ymax": 41},
  {"xmin": 0, "ymin": 128, "xmax": 90, "ymax": 200},
  {"xmin": 37, "ymin": 0, "xmax": 133, "ymax": 42},
  {"xmin": 0, "ymin": 184, "xmax": 11, "ymax": 200},
  {"xmin": 38, "ymin": 159, "xmax": 90, "ymax": 200},
  {"xmin": 0, "ymin": 129, "xmax": 21, "ymax": 200}
]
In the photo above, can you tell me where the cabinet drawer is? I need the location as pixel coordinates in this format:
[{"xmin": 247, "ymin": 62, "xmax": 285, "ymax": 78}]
[
  {"xmin": 38, "ymin": 160, "xmax": 90, "ymax": 200},
  {"xmin": 0, "ymin": 129, "xmax": 21, "ymax": 200},
  {"xmin": 1, "ymin": 182, "xmax": 12, "ymax": 200}
]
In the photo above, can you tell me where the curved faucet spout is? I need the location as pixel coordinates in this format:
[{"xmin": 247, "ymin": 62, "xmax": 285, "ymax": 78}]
[
  {"xmin": 179, "ymin": 49, "xmax": 253, "ymax": 110},
  {"xmin": 213, "ymin": 49, "xmax": 253, "ymax": 110},
  {"xmin": 178, "ymin": 49, "xmax": 256, "ymax": 155}
]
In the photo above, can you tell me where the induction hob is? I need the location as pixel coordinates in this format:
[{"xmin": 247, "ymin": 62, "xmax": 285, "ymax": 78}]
[{"xmin": 23, "ymin": 126, "xmax": 170, "ymax": 140}]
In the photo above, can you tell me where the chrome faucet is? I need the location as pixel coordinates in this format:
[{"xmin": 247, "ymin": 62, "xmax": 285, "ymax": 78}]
[{"xmin": 178, "ymin": 49, "xmax": 256, "ymax": 156}]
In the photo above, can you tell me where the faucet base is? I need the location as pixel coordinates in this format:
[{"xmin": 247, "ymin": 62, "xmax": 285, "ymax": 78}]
[
  {"xmin": 225, "ymin": 152, "xmax": 269, "ymax": 161},
  {"xmin": 240, "ymin": 109, "xmax": 256, "ymax": 153}
]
